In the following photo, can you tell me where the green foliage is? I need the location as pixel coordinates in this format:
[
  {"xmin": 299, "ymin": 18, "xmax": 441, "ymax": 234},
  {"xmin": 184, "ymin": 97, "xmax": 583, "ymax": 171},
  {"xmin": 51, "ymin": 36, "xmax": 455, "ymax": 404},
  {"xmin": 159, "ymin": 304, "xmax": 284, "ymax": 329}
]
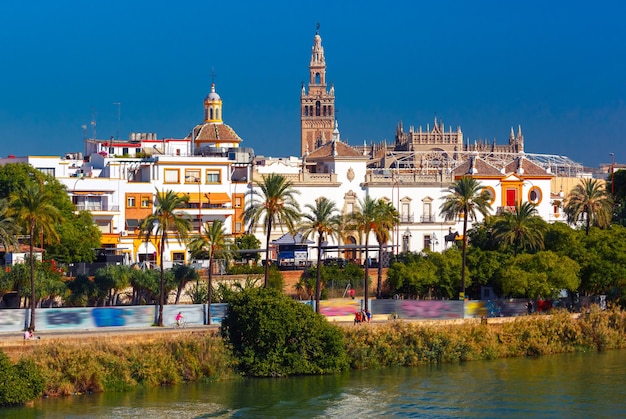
[
  {"xmin": 564, "ymin": 178, "xmax": 613, "ymax": 235},
  {"xmin": 227, "ymin": 264, "xmax": 264, "ymax": 275},
  {"xmin": 266, "ymin": 265, "xmax": 284, "ymax": 290},
  {"xmin": 243, "ymin": 173, "xmax": 301, "ymax": 288},
  {"xmin": 220, "ymin": 287, "xmax": 349, "ymax": 377},
  {"xmin": 233, "ymin": 234, "xmax": 262, "ymax": 262},
  {"xmin": 500, "ymin": 251, "xmax": 580, "ymax": 298},
  {"xmin": 298, "ymin": 263, "xmax": 364, "ymax": 299},
  {"xmin": 0, "ymin": 351, "xmax": 45, "ymax": 406},
  {"xmin": 386, "ymin": 250, "xmax": 462, "ymax": 299},
  {"xmin": 27, "ymin": 334, "xmax": 235, "ymax": 397},
  {"xmin": 45, "ymin": 211, "xmax": 101, "ymax": 264}
]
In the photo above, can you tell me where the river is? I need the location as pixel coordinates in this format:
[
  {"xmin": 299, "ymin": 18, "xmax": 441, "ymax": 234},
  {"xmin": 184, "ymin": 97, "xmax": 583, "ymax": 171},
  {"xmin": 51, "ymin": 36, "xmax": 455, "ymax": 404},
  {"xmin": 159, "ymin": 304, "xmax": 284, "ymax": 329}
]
[{"xmin": 3, "ymin": 350, "xmax": 625, "ymax": 418}]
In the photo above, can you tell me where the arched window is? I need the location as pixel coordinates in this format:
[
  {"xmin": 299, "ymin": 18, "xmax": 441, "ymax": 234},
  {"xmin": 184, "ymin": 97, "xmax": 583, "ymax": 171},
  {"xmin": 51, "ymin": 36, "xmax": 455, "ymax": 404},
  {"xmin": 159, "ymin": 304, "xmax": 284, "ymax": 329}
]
[
  {"xmin": 316, "ymin": 101, "xmax": 321, "ymax": 116},
  {"xmin": 304, "ymin": 106, "xmax": 308, "ymax": 116},
  {"xmin": 328, "ymin": 106, "xmax": 332, "ymax": 116},
  {"xmin": 315, "ymin": 72, "xmax": 321, "ymax": 84},
  {"xmin": 323, "ymin": 105, "xmax": 326, "ymax": 116},
  {"xmin": 209, "ymin": 108, "xmax": 213, "ymax": 120}
]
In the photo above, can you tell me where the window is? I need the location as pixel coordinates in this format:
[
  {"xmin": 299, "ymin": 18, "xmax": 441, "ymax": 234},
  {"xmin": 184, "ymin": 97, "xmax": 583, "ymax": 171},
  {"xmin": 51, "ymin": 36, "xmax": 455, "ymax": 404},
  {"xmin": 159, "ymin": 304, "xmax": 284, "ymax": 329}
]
[
  {"xmin": 235, "ymin": 196, "xmax": 242, "ymax": 208},
  {"xmin": 141, "ymin": 196, "xmax": 152, "ymax": 208},
  {"xmin": 528, "ymin": 186, "xmax": 542, "ymax": 205},
  {"xmin": 96, "ymin": 220, "xmax": 111, "ymax": 234},
  {"xmin": 122, "ymin": 147, "xmax": 128, "ymax": 155},
  {"xmin": 424, "ymin": 235, "xmax": 432, "ymax": 251},
  {"xmin": 127, "ymin": 196, "xmax": 136, "ymax": 208},
  {"xmin": 235, "ymin": 222, "xmax": 242, "ymax": 233},
  {"xmin": 206, "ymin": 169, "xmax": 221, "ymax": 183},
  {"xmin": 185, "ymin": 169, "xmax": 201, "ymax": 184},
  {"xmin": 482, "ymin": 186, "xmax": 496, "ymax": 205},
  {"xmin": 38, "ymin": 168, "xmax": 55, "ymax": 177},
  {"xmin": 164, "ymin": 169, "xmax": 179, "ymax": 183},
  {"xmin": 172, "ymin": 252, "xmax": 185, "ymax": 265}
]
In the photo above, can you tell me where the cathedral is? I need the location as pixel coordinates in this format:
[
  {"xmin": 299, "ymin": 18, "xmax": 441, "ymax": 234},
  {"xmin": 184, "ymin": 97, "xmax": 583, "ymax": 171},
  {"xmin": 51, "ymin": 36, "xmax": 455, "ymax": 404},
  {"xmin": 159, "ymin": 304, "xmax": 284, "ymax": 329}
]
[{"xmin": 300, "ymin": 27, "xmax": 528, "ymax": 172}]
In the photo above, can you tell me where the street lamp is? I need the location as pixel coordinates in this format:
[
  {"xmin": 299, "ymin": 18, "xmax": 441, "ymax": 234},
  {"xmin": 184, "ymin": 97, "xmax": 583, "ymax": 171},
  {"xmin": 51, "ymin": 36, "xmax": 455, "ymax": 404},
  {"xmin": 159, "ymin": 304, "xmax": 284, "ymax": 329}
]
[{"xmin": 197, "ymin": 177, "xmax": 202, "ymax": 233}]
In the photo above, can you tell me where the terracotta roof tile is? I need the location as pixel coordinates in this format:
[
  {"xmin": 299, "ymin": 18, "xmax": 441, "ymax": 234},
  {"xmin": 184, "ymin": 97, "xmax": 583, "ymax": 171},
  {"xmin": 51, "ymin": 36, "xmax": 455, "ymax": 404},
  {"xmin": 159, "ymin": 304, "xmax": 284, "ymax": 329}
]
[{"xmin": 306, "ymin": 141, "xmax": 364, "ymax": 159}]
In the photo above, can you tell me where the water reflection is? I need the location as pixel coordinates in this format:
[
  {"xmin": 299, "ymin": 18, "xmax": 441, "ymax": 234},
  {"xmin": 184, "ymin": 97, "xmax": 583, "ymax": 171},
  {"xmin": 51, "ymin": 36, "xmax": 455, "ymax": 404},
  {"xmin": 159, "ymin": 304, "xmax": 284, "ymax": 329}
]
[{"xmin": 4, "ymin": 350, "xmax": 626, "ymax": 418}]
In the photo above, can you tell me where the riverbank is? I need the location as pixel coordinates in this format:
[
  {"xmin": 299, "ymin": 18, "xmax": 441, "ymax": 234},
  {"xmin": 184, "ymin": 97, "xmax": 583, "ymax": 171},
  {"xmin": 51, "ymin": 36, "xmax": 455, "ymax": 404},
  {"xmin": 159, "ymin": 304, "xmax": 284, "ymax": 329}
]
[{"xmin": 3, "ymin": 306, "xmax": 625, "ymax": 401}]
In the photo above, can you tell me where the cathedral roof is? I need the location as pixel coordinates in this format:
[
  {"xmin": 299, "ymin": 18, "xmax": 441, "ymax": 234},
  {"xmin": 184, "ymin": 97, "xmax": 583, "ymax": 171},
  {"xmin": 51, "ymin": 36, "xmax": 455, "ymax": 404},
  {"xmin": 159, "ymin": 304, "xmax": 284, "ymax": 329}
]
[{"xmin": 306, "ymin": 140, "xmax": 365, "ymax": 160}]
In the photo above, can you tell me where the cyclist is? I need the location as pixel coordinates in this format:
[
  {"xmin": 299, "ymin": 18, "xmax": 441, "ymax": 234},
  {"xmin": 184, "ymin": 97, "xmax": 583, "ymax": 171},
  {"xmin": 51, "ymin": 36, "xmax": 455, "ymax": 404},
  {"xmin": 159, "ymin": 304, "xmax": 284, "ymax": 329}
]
[{"xmin": 175, "ymin": 312, "xmax": 184, "ymax": 327}]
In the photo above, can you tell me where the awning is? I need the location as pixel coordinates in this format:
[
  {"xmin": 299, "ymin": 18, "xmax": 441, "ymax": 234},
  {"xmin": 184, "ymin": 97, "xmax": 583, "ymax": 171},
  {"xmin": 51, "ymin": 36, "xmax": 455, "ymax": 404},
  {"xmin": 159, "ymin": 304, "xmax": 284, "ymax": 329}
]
[
  {"xmin": 101, "ymin": 235, "xmax": 119, "ymax": 245},
  {"xmin": 205, "ymin": 192, "xmax": 231, "ymax": 204},
  {"xmin": 177, "ymin": 192, "xmax": 231, "ymax": 204},
  {"xmin": 73, "ymin": 191, "xmax": 105, "ymax": 195},
  {"xmin": 126, "ymin": 219, "xmax": 141, "ymax": 229}
]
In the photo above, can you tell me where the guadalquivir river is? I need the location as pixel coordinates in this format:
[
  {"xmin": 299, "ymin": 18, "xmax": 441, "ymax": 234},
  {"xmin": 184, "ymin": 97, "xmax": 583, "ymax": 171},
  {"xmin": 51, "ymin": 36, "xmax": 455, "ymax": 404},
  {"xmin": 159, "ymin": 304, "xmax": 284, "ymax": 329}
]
[{"xmin": 4, "ymin": 350, "xmax": 626, "ymax": 418}]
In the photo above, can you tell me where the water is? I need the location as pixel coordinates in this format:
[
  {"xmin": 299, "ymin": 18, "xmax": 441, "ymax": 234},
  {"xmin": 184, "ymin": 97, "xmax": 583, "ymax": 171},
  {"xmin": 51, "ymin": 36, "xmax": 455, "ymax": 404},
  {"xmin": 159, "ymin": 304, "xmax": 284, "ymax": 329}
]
[{"xmin": 4, "ymin": 350, "xmax": 626, "ymax": 418}]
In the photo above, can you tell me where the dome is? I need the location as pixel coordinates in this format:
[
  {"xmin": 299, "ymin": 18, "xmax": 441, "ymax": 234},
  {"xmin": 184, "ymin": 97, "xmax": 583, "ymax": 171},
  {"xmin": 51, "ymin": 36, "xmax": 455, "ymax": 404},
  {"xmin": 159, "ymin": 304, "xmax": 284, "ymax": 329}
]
[{"xmin": 205, "ymin": 83, "xmax": 221, "ymax": 101}]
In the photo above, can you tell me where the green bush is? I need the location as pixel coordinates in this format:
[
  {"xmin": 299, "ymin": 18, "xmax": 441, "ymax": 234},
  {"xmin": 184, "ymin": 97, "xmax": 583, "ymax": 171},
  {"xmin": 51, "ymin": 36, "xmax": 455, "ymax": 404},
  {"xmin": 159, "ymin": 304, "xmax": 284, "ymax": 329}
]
[
  {"xmin": 0, "ymin": 351, "xmax": 45, "ymax": 406},
  {"xmin": 220, "ymin": 287, "xmax": 349, "ymax": 377}
]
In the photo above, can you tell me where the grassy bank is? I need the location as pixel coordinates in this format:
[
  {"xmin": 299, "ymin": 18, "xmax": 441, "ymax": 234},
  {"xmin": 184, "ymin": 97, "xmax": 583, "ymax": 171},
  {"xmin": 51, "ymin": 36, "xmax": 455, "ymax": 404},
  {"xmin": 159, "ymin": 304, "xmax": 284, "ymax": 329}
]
[
  {"xmin": 4, "ymin": 306, "xmax": 626, "ymax": 402},
  {"xmin": 344, "ymin": 306, "xmax": 626, "ymax": 368}
]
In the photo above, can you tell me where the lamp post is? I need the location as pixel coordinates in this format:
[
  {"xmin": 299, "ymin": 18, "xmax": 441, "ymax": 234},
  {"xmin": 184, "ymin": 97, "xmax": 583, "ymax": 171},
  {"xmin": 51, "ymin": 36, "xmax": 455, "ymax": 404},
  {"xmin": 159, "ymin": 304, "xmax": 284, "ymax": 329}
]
[
  {"xmin": 392, "ymin": 170, "xmax": 400, "ymax": 256},
  {"xmin": 610, "ymin": 153, "xmax": 615, "ymax": 195},
  {"xmin": 197, "ymin": 177, "xmax": 202, "ymax": 233}
]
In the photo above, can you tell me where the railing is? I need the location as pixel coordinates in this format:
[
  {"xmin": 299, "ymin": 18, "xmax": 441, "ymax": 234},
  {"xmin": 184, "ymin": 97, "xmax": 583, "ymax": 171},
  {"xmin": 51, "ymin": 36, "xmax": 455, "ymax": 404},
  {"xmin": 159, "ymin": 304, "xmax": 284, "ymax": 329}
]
[
  {"xmin": 420, "ymin": 215, "xmax": 437, "ymax": 223},
  {"xmin": 75, "ymin": 204, "xmax": 119, "ymax": 212},
  {"xmin": 400, "ymin": 214, "xmax": 414, "ymax": 223}
]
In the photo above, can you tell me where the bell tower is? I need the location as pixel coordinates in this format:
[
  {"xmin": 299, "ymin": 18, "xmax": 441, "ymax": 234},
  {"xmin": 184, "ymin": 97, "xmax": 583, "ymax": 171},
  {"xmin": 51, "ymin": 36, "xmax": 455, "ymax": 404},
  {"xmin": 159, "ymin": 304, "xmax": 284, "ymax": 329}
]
[{"xmin": 300, "ymin": 24, "xmax": 335, "ymax": 156}]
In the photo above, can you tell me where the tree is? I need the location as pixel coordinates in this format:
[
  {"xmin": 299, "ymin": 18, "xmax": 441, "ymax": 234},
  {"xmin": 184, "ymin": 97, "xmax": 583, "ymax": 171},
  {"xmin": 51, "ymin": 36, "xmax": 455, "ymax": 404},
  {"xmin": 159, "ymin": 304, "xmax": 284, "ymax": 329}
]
[
  {"xmin": 171, "ymin": 264, "xmax": 199, "ymax": 304},
  {"xmin": 242, "ymin": 173, "xmax": 301, "ymax": 288},
  {"xmin": 372, "ymin": 199, "xmax": 399, "ymax": 298},
  {"xmin": 0, "ymin": 198, "xmax": 18, "ymax": 252},
  {"xmin": 9, "ymin": 182, "xmax": 63, "ymax": 331},
  {"xmin": 345, "ymin": 196, "xmax": 378, "ymax": 311},
  {"xmin": 439, "ymin": 176, "xmax": 492, "ymax": 299},
  {"xmin": 500, "ymin": 251, "xmax": 580, "ymax": 299},
  {"xmin": 492, "ymin": 201, "xmax": 548, "ymax": 256},
  {"xmin": 140, "ymin": 189, "xmax": 192, "ymax": 326},
  {"xmin": 299, "ymin": 197, "xmax": 342, "ymax": 313},
  {"xmin": 45, "ymin": 211, "xmax": 101, "ymax": 264},
  {"xmin": 564, "ymin": 178, "xmax": 613, "ymax": 235},
  {"xmin": 220, "ymin": 287, "xmax": 348, "ymax": 377},
  {"xmin": 233, "ymin": 233, "xmax": 262, "ymax": 263},
  {"xmin": 188, "ymin": 219, "xmax": 232, "ymax": 324}
]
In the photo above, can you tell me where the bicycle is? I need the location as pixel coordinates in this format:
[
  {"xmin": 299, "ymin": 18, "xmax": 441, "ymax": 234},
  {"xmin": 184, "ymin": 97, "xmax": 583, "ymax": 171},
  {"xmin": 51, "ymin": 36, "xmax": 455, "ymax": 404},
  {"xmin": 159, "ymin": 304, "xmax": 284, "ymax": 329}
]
[{"xmin": 175, "ymin": 319, "xmax": 187, "ymax": 328}]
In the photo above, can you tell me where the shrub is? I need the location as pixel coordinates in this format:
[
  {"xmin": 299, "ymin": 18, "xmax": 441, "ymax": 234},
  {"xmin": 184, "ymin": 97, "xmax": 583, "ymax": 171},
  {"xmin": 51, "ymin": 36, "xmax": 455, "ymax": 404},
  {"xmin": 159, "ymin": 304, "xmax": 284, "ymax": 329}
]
[
  {"xmin": 0, "ymin": 351, "xmax": 45, "ymax": 406},
  {"xmin": 220, "ymin": 287, "xmax": 349, "ymax": 377}
]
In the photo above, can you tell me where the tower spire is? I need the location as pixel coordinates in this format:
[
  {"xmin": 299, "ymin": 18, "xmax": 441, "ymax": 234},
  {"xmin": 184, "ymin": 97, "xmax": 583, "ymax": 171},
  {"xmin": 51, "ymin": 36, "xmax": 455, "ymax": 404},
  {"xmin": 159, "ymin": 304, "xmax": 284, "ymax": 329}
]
[{"xmin": 300, "ymin": 25, "xmax": 335, "ymax": 156}]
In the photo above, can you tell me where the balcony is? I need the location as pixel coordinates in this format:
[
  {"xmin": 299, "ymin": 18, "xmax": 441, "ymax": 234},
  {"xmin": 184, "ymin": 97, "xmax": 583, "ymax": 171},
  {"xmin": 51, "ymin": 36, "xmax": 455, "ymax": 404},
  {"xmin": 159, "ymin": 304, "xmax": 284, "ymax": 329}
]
[
  {"xmin": 420, "ymin": 215, "xmax": 437, "ymax": 223},
  {"xmin": 75, "ymin": 204, "xmax": 120, "ymax": 212},
  {"xmin": 399, "ymin": 214, "xmax": 414, "ymax": 223}
]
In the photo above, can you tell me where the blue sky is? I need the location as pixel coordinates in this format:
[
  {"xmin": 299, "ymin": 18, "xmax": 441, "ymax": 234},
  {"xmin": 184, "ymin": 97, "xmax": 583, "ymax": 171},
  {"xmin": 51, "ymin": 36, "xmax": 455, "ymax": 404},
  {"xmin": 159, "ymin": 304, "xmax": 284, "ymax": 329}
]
[{"xmin": 1, "ymin": 1, "xmax": 625, "ymax": 167}]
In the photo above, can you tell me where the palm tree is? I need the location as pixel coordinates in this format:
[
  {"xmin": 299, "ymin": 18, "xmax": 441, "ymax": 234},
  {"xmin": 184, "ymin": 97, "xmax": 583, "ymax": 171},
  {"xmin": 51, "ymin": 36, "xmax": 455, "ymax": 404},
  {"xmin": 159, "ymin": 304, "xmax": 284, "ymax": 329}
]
[
  {"xmin": 140, "ymin": 189, "xmax": 192, "ymax": 326},
  {"xmin": 345, "ymin": 196, "xmax": 378, "ymax": 311},
  {"xmin": 439, "ymin": 177, "xmax": 492, "ymax": 299},
  {"xmin": 372, "ymin": 199, "xmax": 399, "ymax": 298},
  {"xmin": 564, "ymin": 178, "xmax": 613, "ymax": 235},
  {"xmin": 9, "ymin": 182, "xmax": 63, "ymax": 331},
  {"xmin": 242, "ymin": 173, "xmax": 300, "ymax": 287},
  {"xmin": 492, "ymin": 201, "xmax": 547, "ymax": 256},
  {"xmin": 299, "ymin": 197, "xmax": 341, "ymax": 313},
  {"xmin": 188, "ymin": 219, "xmax": 232, "ymax": 324},
  {"xmin": 0, "ymin": 198, "xmax": 18, "ymax": 252}
]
